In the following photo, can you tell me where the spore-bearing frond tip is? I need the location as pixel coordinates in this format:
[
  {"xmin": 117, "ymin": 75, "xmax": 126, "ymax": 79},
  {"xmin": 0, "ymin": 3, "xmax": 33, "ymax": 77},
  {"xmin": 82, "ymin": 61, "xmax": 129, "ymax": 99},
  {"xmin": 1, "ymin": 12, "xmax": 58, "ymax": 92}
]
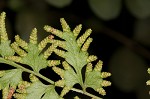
[
  {"xmin": 86, "ymin": 63, "xmax": 93, "ymax": 72},
  {"xmin": 73, "ymin": 24, "xmax": 82, "ymax": 37},
  {"xmin": 81, "ymin": 37, "xmax": 93, "ymax": 52},
  {"xmin": 44, "ymin": 25, "xmax": 63, "ymax": 38},
  {"xmin": 15, "ymin": 35, "xmax": 28, "ymax": 50},
  {"xmin": 101, "ymin": 72, "xmax": 111, "ymax": 78},
  {"xmin": 60, "ymin": 18, "xmax": 71, "ymax": 32},
  {"xmin": 29, "ymin": 28, "xmax": 37, "ymax": 44},
  {"xmin": 77, "ymin": 28, "xmax": 92, "ymax": 47},
  {"xmin": 11, "ymin": 42, "xmax": 27, "ymax": 57},
  {"xmin": 60, "ymin": 86, "xmax": 71, "ymax": 97},
  {"xmin": 0, "ymin": 12, "xmax": 8, "ymax": 41},
  {"xmin": 101, "ymin": 80, "xmax": 111, "ymax": 87}
]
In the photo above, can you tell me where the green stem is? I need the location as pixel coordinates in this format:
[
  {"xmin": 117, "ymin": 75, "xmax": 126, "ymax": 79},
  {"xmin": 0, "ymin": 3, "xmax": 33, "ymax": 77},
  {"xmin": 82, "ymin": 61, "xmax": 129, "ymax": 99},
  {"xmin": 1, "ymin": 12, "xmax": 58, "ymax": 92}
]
[
  {"xmin": 0, "ymin": 58, "xmax": 54, "ymax": 84},
  {"xmin": 77, "ymin": 69, "xmax": 85, "ymax": 91},
  {"xmin": 71, "ymin": 88, "xmax": 102, "ymax": 99}
]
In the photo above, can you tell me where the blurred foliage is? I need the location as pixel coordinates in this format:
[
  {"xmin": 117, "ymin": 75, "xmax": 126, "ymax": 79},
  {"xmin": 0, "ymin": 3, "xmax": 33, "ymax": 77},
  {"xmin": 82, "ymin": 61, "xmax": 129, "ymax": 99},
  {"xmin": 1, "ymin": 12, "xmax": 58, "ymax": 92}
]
[
  {"xmin": 125, "ymin": 0, "xmax": 150, "ymax": 19},
  {"xmin": 109, "ymin": 47, "xmax": 147, "ymax": 92},
  {"xmin": 88, "ymin": 0, "xmax": 150, "ymax": 20},
  {"xmin": 88, "ymin": 0, "xmax": 122, "ymax": 20},
  {"xmin": 134, "ymin": 18, "xmax": 150, "ymax": 47},
  {"xmin": 45, "ymin": 0, "xmax": 72, "ymax": 8},
  {"xmin": 0, "ymin": 0, "xmax": 150, "ymax": 99},
  {"xmin": 8, "ymin": 0, "xmax": 25, "ymax": 11}
]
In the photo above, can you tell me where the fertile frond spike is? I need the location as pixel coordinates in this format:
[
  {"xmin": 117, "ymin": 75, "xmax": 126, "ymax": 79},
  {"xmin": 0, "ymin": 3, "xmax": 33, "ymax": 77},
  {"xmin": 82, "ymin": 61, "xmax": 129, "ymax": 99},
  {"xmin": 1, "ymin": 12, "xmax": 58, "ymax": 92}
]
[
  {"xmin": 148, "ymin": 68, "xmax": 150, "ymax": 74},
  {"xmin": 55, "ymin": 80, "xmax": 65, "ymax": 87},
  {"xmin": 60, "ymin": 86, "xmax": 71, "ymax": 97},
  {"xmin": 0, "ymin": 12, "xmax": 8, "ymax": 42},
  {"xmin": 73, "ymin": 24, "xmax": 82, "ymax": 37},
  {"xmin": 17, "ymin": 81, "xmax": 30, "ymax": 93},
  {"xmin": 94, "ymin": 60, "xmax": 103, "ymax": 71},
  {"xmin": 147, "ymin": 68, "xmax": 150, "ymax": 86},
  {"xmin": 96, "ymin": 88, "xmax": 106, "ymax": 96},
  {"xmin": 15, "ymin": 35, "xmax": 28, "ymax": 50},
  {"xmin": 52, "ymin": 66, "xmax": 64, "ymax": 79},
  {"xmin": 60, "ymin": 18, "xmax": 71, "ymax": 32},
  {"xmin": 101, "ymin": 80, "xmax": 111, "ymax": 87},
  {"xmin": 146, "ymin": 80, "xmax": 150, "ymax": 85},
  {"xmin": 2, "ymin": 87, "xmax": 9, "ymax": 99},
  {"xmin": 54, "ymin": 40, "xmax": 66, "ymax": 49},
  {"xmin": 81, "ymin": 37, "xmax": 93, "ymax": 52},
  {"xmin": 62, "ymin": 61, "xmax": 70, "ymax": 70},
  {"xmin": 43, "ymin": 44, "xmax": 57, "ymax": 59},
  {"xmin": 54, "ymin": 49, "xmax": 66, "ymax": 58},
  {"xmin": 29, "ymin": 74, "xmax": 39, "ymax": 82},
  {"xmin": 13, "ymin": 93, "xmax": 26, "ymax": 99},
  {"xmin": 5, "ymin": 56, "xmax": 22, "ymax": 63},
  {"xmin": 48, "ymin": 60, "xmax": 60, "ymax": 67},
  {"xmin": 101, "ymin": 72, "xmax": 111, "ymax": 78},
  {"xmin": 29, "ymin": 28, "xmax": 37, "ymax": 44},
  {"xmin": 74, "ymin": 96, "xmax": 80, "ymax": 99},
  {"xmin": 77, "ymin": 28, "xmax": 92, "ymax": 47},
  {"xmin": 86, "ymin": 63, "xmax": 93, "ymax": 72},
  {"xmin": 18, "ymin": 81, "xmax": 31, "ymax": 88},
  {"xmin": 44, "ymin": 25, "xmax": 63, "ymax": 38},
  {"xmin": 38, "ymin": 36, "xmax": 51, "ymax": 51},
  {"xmin": 87, "ymin": 55, "xmax": 97, "ymax": 63},
  {"xmin": 11, "ymin": 42, "xmax": 27, "ymax": 57}
]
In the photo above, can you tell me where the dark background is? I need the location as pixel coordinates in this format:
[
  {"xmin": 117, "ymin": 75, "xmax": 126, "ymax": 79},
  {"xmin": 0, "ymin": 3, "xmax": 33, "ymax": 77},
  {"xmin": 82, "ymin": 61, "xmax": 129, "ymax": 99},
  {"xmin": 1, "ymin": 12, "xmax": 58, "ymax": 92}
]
[{"xmin": 0, "ymin": 0, "xmax": 150, "ymax": 99}]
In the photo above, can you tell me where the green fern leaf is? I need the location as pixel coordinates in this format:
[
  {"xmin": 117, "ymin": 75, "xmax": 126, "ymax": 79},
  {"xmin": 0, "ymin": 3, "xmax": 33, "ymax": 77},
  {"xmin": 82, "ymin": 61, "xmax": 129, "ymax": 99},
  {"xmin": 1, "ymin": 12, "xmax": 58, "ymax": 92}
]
[
  {"xmin": 0, "ymin": 69, "xmax": 22, "ymax": 98},
  {"xmin": 14, "ymin": 75, "xmax": 62, "ymax": 99},
  {"xmin": 44, "ymin": 18, "xmax": 111, "ymax": 96},
  {"xmin": 0, "ymin": 69, "xmax": 22, "ymax": 89},
  {"xmin": 84, "ymin": 61, "xmax": 111, "ymax": 96},
  {"xmin": 6, "ymin": 28, "xmax": 60, "ymax": 73},
  {"xmin": 26, "ymin": 81, "xmax": 62, "ymax": 99}
]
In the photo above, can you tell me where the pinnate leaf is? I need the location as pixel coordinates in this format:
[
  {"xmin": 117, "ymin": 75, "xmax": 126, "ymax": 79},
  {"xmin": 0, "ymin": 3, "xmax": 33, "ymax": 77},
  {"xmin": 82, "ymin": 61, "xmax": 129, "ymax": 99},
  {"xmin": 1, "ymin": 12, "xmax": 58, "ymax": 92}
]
[
  {"xmin": 84, "ymin": 61, "xmax": 111, "ymax": 95},
  {"xmin": 26, "ymin": 81, "xmax": 62, "ymax": 99},
  {"xmin": 6, "ymin": 28, "xmax": 60, "ymax": 72},
  {"xmin": 44, "ymin": 18, "xmax": 111, "ymax": 96}
]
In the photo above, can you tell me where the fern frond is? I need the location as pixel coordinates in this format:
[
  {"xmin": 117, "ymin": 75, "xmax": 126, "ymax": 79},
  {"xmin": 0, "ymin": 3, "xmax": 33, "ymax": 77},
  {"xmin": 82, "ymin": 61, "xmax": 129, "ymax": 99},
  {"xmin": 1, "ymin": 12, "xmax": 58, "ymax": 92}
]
[
  {"xmin": 0, "ymin": 12, "xmax": 111, "ymax": 99},
  {"xmin": 45, "ymin": 18, "xmax": 111, "ymax": 98},
  {"xmin": 7, "ymin": 28, "xmax": 60, "ymax": 72}
]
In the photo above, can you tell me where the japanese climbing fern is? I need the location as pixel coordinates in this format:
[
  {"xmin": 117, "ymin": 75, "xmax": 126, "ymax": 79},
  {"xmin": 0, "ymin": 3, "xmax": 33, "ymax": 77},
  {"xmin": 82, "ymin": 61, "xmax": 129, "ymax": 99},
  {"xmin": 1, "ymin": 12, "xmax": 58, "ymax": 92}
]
[{"xmin": 0, "ymin": 12, "xmax": 111, "ymax": 99}]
